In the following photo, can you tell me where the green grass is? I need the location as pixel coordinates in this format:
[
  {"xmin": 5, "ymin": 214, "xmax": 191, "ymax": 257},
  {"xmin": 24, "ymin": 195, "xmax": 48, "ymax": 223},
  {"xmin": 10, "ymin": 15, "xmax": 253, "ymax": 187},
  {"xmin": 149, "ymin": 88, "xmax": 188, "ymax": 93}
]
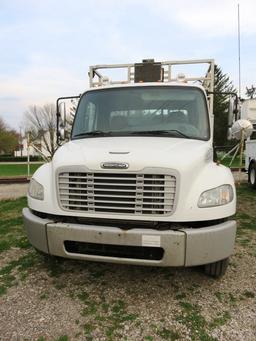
[
  {"xmin": 236, "ymin": 184, "xmax": 256, "ymax": 232},
  {"xmin": 0, "ymin": 197, "xmax": 73, "ymax": 296},
  {"xmin": 0, "ymin": 251, "xmax": 39, "ymax": 296},
  {"xmin": 156, "ymin": 327, "xmax": 180, "ymax": 340},
  {"xmin": 209, "ymin": 311, "xmax": 231, "ymax": 329},
  {"xmin": 0, "ymin": 197, "xmax": 30, "ymax": 253},
  {"xmin": 0, "ymin": 163, "xmax": 43, "ymax": 177},
  {"xmin": 54, "ymin": 336, "xmax": 69, "ymax": 341},
  {"xmin": 76, "ymin": 291, "xmax": 139, "ymax": 340},
  {"xmin": 176, "ymin": 301, "xmax": 233, "ymax": 341},
  {"xmin": 176, "ymin": 301, "xmax": 214, "ymax": 341},
  {"xmin": 0, "ymin": 197, "xmax": 41, "ymax": 295},
  {"xmin": 242, "ymin": 290, "xmax": 255, "ymax": 298},
  {"xmin": 236, "ymin": 183, "xmax": 256, "ymax": 200},
  {"xmin": 144, "ymin": 337, "xmax": 154, "ymax": 341},
  {"xmin": 218, "ymin": 155, "xmax": 244, "ymax": 168}
]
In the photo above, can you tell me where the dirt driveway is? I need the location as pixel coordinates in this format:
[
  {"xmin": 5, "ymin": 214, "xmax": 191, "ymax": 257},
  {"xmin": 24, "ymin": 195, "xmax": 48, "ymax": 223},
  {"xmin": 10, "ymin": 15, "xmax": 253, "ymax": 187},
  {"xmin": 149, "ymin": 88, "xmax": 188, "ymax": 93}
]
[{"xmin": 0, "ymin": 185, "xmax": 255, "ymax": 341}]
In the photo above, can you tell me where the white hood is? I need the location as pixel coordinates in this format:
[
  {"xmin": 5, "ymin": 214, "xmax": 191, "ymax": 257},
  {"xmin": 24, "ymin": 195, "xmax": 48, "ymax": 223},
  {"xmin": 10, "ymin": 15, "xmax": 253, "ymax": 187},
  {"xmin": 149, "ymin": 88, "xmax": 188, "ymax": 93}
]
[
  {"xmin": 53, "ymin": 136, "xmax": 211, "ymax": 172},
  {"xmin": 30, "ymin": 136, "xmax": 236, "ymax": 221}
]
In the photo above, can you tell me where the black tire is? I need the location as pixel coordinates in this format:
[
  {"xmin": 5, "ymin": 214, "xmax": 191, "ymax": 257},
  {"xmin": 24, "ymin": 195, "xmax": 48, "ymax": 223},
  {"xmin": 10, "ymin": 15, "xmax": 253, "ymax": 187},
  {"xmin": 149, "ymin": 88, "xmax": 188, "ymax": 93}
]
[
  {"xmin": 204, "ymin": 258, "xmax": 229, "ymax": 278},
  {"xmin": 248, "ymin": 161, "xmax": 256, "ymax": 189}
]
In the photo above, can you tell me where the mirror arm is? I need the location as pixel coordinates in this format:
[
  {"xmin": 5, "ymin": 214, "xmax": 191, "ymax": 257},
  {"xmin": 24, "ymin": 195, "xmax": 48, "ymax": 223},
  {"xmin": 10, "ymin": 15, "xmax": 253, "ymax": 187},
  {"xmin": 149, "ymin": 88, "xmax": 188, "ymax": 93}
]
[
  {"xmin": 207, "ymin": 91, "xmax": 239, "ymax": 123},
  {"xmin": 56, "ymin": 98, "xmax": 61, "ymax": 146},
  {"xmin": 207, "ymin": 91, "xmax": 239, "ymax": 142},
  {"xmin": 56, "ymin": 95, "xmax": 81, "ymax": 146}
]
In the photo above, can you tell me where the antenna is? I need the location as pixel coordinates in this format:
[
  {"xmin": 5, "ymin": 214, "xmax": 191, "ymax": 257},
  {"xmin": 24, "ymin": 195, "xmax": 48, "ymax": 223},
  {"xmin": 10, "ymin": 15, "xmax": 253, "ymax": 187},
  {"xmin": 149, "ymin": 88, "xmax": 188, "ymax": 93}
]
[{"xmin": 238, "ymin": 3, "xmax": 241, "ymax": 98}]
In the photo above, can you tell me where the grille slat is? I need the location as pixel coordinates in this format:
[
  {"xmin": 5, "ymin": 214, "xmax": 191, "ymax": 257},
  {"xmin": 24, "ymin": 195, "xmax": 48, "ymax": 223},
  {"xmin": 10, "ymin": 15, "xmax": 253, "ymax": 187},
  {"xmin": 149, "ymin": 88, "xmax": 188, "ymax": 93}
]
[
  {"xmin": 60, "ymin": 198, "xmax": 174, "ymax": 205},
  {"xmin": 59, "ymin": 192, "xmax": 175, "ymax": 200},
  {"xmin": 59, "ymin": 175, "xmax": 138, "ymax": 181},
  {"xmin": 59, "ymin": 181, "xmax": 174, "ymax": 188},
  {"xmin": 62, "ymin": 204, "xmax": 172, "ymax": 211},
  {"xmin": 58, "ymin": 171, "xmax": 176, "ymax": 216},
  {"xmin": 59, "ymin": 186, "xmax": 175, "ymax": 194}
]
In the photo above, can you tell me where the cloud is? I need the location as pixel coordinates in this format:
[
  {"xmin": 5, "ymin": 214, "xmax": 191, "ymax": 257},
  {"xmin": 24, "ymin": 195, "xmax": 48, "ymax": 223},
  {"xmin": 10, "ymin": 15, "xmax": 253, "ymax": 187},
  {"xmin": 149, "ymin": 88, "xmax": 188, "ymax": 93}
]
[
  {"xmin": 149, "ymin": 0, "xmax": 256, "ymax": 37},
  {"xmin": 0, "ymin": 60, "xmax": 86, "ymax": 129},
  {"xmin": 0, "ymin": 0, "xmax": 255, "ymax": 129}
]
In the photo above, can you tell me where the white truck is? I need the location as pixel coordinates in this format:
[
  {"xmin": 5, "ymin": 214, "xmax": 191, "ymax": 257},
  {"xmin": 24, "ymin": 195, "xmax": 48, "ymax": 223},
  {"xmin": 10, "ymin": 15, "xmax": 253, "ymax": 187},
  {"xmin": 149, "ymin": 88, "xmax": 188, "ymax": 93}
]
[
  {"xmin": 240, "ymin": 98, "xmax": 256, "ymax": 188},
  {"xmin": 23, "ymin": 59, "xmax": 237, "ymax": 277}
]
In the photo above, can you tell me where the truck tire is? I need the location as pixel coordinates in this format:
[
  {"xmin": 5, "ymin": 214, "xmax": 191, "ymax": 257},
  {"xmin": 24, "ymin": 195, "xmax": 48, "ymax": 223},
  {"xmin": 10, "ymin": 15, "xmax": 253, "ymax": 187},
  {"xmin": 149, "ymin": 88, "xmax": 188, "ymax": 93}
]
[
  {"xmin": 204, "ymin": 258, "xmax": 229, "ymax": 278},
  {"xmin": 248, "ymin": 161, "xmax": 256, "ymax": 189}
]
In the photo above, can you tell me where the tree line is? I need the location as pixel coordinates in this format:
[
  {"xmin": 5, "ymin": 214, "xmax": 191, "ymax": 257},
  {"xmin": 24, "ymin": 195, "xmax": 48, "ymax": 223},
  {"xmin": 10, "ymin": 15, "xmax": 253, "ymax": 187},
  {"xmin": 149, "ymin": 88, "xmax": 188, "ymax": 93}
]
[{"xmin": 0, "ymin": 117, "xmax": 19, "ymax": 154}]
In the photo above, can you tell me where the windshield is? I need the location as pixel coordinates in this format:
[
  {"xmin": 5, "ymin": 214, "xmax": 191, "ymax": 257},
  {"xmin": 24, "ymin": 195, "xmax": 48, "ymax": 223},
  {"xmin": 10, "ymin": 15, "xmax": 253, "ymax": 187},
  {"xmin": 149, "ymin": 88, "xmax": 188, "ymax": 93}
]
[{"xmin": 71, "ymin": 86, "xmax": 210, "ymax": 140}]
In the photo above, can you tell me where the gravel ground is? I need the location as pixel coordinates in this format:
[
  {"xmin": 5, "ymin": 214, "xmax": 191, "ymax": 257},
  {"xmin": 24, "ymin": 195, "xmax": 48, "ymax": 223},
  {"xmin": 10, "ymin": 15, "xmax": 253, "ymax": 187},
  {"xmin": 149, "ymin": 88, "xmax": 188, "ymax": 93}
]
[
  {"xmin": 0, "ymin": 240, "xmax": 255, "ymax": 341},
  {"xmin": 232, "ymin": 171, "xmax": 248, "ymax": 183},
  {"xmin": 0, "ymin": 181, "xmax": 255, "ymax": 341},
  {"xmin": 0, "ymin": 183, "xmax": 28, "ymax": 200}
]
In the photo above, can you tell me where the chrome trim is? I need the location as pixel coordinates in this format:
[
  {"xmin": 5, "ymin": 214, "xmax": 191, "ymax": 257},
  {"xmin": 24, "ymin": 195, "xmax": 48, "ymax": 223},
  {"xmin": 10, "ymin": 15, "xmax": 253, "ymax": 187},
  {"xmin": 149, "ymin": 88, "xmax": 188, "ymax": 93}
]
[
  {"xmin": 100, "ymin": 162, "xmax": 129, "ymax": 169},
  {"xmin": 57, "ymin": 167, "xmax": 178, "ymax": 217}
]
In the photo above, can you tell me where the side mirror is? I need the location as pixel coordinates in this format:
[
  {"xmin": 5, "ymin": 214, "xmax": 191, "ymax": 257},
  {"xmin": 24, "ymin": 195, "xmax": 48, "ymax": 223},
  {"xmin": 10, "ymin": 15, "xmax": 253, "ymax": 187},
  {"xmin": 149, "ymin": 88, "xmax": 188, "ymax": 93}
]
[
  {"xmin": 228, "ymin": 97, "xmax": 235, "ymax": 127},
  {"xmin": 59, "ymin": 102, "xmax": 67, "ymax": 128},
  {"xmin": 58, "ymin": 124, "xmax": 66, "ymax": 141},
  {"xmin": 57, "ymin": 102, "xmax": 67, "ymax": 142},
  {"xmin": 56, "ymin": 95, "xmax": 80, "ymax": 145},
  {"xmin": 227, "ymin": 127, "xmax": 233, "ymax": 140}
]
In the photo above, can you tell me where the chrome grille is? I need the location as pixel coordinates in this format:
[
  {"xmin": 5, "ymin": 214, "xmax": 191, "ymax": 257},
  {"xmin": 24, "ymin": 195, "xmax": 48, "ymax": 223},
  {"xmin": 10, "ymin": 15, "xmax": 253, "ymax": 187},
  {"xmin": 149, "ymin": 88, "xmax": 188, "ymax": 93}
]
[{"xmin": 58, "ymin": 172, "xmax": 176, "ymax": 215}]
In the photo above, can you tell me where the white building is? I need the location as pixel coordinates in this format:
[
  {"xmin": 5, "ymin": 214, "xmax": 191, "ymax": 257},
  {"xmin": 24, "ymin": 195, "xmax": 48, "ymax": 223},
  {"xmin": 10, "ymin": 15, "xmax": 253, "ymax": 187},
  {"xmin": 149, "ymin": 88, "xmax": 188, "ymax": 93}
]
[{"xmin": 15, "ymin": 131, "xmax": 54, "ymax": 159}]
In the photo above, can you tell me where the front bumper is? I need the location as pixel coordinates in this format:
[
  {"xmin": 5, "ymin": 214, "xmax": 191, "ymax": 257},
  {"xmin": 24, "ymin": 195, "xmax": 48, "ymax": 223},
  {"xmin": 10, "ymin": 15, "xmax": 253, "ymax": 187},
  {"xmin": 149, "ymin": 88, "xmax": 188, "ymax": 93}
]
[{"xmin": 23, "ymin": 208, "xmax": 236, "ymax": 267}]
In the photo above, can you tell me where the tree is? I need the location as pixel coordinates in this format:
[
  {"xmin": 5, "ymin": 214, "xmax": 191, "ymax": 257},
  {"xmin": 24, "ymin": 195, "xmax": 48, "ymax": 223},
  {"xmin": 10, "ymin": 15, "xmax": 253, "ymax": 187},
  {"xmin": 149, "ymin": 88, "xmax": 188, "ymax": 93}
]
[
  {"xmin": 245, "ymin": 85, "xmax": 256, "ymax": 99},
  {"xmin": 0, "ymin": 116, "xmax": 6, "ymax": 131},
  {"xmin": 213, "ymin": 65, "xmax": 236, "ymax": 146},
  {"xmin": 0, "ymin": 117, "xmax": 19, "ymax": 155},
  {"xmin": 24, "ymin": 103, "xmax": 57, "ymax": 158}
]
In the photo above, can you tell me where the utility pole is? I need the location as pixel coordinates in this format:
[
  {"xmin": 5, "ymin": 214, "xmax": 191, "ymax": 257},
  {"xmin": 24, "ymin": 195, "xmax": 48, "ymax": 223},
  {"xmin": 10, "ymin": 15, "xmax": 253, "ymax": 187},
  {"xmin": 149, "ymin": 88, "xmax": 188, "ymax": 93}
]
[
  {"xmin": 19, "ymin": 126, "xmax": 23, "ymax": 157},
  {"xmin": 27, "ymin": 132, "xmax": 30, "ymax": 178},
  {"xmin": 238, "ymin": 3, "xmax": 241, "ymax": 99}
]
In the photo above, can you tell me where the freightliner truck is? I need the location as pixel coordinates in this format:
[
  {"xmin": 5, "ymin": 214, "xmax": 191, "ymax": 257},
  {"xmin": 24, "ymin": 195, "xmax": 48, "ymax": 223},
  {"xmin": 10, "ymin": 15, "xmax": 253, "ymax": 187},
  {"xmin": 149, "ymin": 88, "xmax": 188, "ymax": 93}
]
[{"xmin": 23, "ymin": 59, "xmax": 237, "ymax": 277}]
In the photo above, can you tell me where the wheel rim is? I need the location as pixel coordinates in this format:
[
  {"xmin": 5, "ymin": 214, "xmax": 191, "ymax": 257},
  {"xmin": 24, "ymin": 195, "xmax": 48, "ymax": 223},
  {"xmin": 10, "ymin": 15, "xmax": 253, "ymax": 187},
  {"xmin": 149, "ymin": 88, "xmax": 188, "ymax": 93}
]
[{"xmin": 250, "ymin": 167, "xmax": 256, "ymax": 185}]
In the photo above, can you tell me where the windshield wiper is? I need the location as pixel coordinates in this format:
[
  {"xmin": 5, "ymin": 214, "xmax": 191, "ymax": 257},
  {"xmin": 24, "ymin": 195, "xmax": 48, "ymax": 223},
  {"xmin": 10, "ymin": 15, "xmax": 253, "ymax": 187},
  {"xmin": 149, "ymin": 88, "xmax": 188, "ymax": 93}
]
[
  {"xmin": 129, "ymin": 130, "xmax": 191, "ymax": 138},
  {"xmin": 73, "ymin": 130, "xmax": 113, "ymax": 139},
  {"xmin": 73, "ymin": 129, "xmax": 191, "ymax": 139}
]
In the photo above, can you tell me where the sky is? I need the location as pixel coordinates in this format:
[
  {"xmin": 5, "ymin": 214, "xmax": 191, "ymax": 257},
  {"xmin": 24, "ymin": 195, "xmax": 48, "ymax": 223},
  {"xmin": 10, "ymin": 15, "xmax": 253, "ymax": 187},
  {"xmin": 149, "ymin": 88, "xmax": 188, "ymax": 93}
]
[{"xmin": 0, "ymin": 0, "xmax": 256, "ymax": 130}]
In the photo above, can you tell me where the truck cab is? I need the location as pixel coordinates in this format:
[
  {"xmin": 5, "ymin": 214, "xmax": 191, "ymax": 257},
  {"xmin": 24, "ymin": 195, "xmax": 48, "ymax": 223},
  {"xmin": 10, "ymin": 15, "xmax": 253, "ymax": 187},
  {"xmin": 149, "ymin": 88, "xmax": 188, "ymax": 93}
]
[{"xmin": 23, "ymin": 59, "xmax": 236, "ymax": 277}]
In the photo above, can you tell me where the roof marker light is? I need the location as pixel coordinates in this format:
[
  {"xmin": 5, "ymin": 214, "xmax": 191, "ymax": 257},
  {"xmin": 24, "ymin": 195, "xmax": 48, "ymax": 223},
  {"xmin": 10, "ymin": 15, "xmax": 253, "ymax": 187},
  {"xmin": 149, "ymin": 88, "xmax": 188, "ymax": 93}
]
[{"xmin": 177, "ymin": 73, "xmax": 187, "ymax": 82}]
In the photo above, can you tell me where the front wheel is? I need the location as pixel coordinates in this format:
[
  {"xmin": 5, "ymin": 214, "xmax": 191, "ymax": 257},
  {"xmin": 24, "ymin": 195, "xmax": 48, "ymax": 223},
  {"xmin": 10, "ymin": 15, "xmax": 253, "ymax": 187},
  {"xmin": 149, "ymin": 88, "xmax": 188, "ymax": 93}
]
[
  {"xmin": 248, "ymin": 161, "xmax": 256, "ymax": 189},
  {"xmin": 204, "ymin": 258, "xmax": 229, "ymax": 278}
]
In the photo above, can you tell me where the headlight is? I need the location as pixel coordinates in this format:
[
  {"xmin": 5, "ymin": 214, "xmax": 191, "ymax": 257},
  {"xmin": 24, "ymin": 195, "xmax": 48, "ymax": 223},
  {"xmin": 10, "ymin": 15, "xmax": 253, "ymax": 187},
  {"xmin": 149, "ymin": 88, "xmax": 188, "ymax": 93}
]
[
  {"xmin": 28, "ymin": 178, "xmax": 44, "ymax": 200},
  {"xmin": 198, "ymin": 185, "xmax": 234, "ymax": 208}
]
